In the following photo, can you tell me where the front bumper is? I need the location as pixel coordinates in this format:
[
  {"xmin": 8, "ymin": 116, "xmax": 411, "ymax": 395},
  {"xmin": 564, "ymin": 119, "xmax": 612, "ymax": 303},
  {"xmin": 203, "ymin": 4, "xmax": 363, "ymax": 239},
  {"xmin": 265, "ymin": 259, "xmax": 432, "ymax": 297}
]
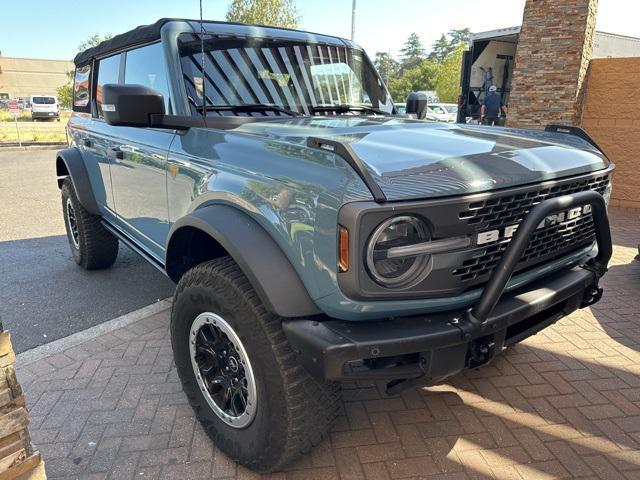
[
  {"xmin": 283, "ymin": 191, "xmax": 612, "ymax": 388},
  {"xmin": 283, "ymin": 266, "xmax": 600, "ymax": 383}
]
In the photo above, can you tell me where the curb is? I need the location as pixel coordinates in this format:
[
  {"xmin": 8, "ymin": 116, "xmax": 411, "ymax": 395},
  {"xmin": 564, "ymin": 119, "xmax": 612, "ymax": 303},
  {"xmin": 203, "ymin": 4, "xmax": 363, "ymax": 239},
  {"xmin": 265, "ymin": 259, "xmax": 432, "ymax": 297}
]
[
  {"xmin": 16, "ymin": 298, "xmax": 172, "ymax": 366},
  {"xmin": 0, "ymin": 144, "xmax": 65, "ymax": 152}
]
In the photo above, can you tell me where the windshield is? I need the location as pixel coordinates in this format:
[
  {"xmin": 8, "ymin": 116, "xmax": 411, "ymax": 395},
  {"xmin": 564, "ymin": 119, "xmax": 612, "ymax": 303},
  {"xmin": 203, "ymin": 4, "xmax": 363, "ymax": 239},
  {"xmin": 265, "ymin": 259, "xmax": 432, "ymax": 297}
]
[
  {"xmin": 32, "ymin": 97, "xmax": 56, "ymax": 105},
  {"xmin": 178, "ymin": 33, "xmax": 391, "ymax": 116}
]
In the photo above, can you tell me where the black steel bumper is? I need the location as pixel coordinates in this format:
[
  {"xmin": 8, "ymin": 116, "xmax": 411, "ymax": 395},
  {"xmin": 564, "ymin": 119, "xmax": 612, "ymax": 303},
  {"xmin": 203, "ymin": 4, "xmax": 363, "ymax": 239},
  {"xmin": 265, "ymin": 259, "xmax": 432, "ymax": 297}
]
[{"xmin": 283, "ymin": 191, "xmax": 612, "ymax": 386}]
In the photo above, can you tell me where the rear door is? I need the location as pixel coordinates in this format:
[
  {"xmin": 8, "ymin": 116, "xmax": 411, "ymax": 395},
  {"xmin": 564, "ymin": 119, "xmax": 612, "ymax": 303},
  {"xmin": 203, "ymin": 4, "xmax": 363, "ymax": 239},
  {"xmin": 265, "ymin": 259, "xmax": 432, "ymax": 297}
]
[{"xmin": 108, "ymin": 42, "xmax": 175, "ymax": 261}]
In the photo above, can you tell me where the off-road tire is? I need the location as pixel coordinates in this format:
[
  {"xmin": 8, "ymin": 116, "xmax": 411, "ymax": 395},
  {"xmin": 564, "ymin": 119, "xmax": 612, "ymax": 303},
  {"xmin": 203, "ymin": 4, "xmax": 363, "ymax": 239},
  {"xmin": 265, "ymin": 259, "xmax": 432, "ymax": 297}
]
[
  {"xmin": 61, "ymin": 178, "xmax": 118, "ymax": 269},
  {"xmin": 171, "ymin": 257, "xmax": 341, "ymax": 473}
]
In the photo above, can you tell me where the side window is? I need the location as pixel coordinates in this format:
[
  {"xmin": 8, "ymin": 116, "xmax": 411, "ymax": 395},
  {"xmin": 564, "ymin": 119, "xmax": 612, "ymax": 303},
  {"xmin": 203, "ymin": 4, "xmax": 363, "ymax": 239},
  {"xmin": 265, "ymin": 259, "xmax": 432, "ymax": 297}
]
[
  {"xmin": 124, "ymin": 43, "xmax": 171, "ymax": 113},
  {"xmin": 73, "ymin": 65, "xmax": 91, "ymax": 112},
  {"xmin": 96, "ymin": 54, "xmax": 121, "ymax": 118}
]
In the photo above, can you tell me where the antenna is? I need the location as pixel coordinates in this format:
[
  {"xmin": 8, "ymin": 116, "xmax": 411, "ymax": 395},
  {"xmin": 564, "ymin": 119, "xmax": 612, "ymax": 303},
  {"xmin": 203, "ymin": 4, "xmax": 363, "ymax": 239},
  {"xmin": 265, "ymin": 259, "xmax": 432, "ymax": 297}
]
[{"xmin": 199, "ymin": 0, "xmax": 206, "ymax": 120}]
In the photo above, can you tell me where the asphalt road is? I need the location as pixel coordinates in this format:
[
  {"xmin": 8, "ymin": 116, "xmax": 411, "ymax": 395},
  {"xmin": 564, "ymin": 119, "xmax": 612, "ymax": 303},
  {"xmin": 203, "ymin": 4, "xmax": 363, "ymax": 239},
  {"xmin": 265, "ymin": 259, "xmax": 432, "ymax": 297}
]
[{"xmin": 0, "ymin": 148, "xmax": 175, "ymax": 353}]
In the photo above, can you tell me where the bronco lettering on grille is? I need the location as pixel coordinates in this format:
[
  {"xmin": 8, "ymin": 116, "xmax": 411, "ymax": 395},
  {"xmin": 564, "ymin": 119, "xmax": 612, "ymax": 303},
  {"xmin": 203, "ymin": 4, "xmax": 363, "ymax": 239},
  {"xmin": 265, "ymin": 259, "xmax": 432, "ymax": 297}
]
[{"xmin": 476, "ymin": 204, "xmax": 592, "ymax": 246}]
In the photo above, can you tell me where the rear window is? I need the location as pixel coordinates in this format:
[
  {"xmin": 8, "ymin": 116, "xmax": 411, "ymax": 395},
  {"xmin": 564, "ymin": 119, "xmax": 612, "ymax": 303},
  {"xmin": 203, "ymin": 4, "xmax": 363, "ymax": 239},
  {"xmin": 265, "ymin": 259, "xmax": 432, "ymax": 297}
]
[
  {"xmin": 73, "ymin": 65, "xmax": 91, "ymax": 111},
  {"xmin": 32, "ymin": 97, "xmax": 56, "ymax": 104}
]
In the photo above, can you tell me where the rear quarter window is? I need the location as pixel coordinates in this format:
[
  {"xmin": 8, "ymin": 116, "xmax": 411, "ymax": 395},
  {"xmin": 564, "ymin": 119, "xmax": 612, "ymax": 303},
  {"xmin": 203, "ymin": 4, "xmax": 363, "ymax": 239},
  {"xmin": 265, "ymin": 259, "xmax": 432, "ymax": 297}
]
[{"xmin": 73, "ymin": 65, "xmax": 91, "ymax": 112}]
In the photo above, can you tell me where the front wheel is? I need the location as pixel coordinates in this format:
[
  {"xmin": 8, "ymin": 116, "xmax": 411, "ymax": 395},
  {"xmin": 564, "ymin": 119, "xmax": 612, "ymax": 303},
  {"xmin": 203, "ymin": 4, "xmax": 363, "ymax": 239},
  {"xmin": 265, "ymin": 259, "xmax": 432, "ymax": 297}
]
[
  {"xmin": 171, "ymin": 257, "xmax": 340, "ymax": 472},
  {"xmin": 61, "ymin": 178, "xmax": 118, "ymax": 269}
]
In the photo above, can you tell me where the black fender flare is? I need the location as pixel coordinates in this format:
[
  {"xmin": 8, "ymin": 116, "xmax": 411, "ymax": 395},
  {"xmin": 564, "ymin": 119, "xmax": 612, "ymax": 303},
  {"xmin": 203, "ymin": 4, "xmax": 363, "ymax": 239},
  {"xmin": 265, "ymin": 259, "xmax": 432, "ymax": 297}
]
[
  {"xmin": 166, "ymin": 205, "xmax": 321, "ymax": 318},
  {"xmin": 56, "ymin": 147, "xmax": 100, "ymax": 215}
]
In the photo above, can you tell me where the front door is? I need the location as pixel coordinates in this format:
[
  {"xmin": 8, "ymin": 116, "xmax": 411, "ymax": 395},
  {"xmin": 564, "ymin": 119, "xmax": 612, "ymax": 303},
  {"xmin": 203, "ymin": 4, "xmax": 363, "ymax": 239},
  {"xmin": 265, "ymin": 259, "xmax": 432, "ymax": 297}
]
[{"xmin": 108, "ymin": 42, "xmax": 176, "ymax": 261}]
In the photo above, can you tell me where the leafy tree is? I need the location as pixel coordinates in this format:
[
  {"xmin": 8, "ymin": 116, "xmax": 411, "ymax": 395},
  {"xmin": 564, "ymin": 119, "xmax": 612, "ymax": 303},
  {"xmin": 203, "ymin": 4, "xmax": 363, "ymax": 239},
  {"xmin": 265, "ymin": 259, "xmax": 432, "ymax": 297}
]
[
  {"xmin": 435, "ymin": 45, "xmax": 465, "ymax": 103},
  {"xmin": 429, "ymin": 34, "xmax": 454, "ymax": 64},
  {"xmin": 447, "ymin": 28, "xmax": 471, "ymax": 47},
  {"xmin": 226, "ymin": 0, "xmax": 299, "ymax": 28},
  {"xmin": 399, "ymin": 33, "xmax": 425, "ymax": 70},
  {"xmin": 57, "ymin": 84, "xmax": 73, "ymax": 109},
  {"xmin": 78, "ymin": 33, "xmax": 113, "ymax": 52},
  {"xmin": 373, "ymin": 52, "xmax": 399, "ymax": 84},
  {"xmin": 388, "ymin": 59, "xmax": 438, "ymax": 102}
]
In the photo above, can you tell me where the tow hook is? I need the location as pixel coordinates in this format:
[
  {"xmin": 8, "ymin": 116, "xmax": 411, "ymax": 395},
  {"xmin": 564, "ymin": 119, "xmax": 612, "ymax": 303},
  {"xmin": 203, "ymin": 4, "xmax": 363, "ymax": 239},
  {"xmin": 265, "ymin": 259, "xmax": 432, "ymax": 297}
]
[
  {"xmin": 581, "ymin": 284, "xmax": 603, "ymax": 308},
  {"xmin": 467, "ymin": 336, "xmax": 495, "ymax": 369}
]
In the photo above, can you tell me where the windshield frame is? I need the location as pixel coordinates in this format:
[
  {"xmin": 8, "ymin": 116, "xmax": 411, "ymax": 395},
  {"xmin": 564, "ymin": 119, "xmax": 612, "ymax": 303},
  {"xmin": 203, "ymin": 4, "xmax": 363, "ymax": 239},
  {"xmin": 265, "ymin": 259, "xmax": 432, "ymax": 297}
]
[{"xmin": 177, "ymin": 32, "xmax": 393, "ymax": 118}]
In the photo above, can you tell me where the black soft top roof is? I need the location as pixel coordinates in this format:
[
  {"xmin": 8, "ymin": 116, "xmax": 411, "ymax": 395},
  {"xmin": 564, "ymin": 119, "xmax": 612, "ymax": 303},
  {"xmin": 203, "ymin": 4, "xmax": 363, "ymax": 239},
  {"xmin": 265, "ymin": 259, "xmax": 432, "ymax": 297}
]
[
  {"xmin": 74, "ymin": 18, "xmax": 179, "ymax": 66},
  {"xmin": 73, "ymin": 18, "xmax": 351, "ymax": 67}
]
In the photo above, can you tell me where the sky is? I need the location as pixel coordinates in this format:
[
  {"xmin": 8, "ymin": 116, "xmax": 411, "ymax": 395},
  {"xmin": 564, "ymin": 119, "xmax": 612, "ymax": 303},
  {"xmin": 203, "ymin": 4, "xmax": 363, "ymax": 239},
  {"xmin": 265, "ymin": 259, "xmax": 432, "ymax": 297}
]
[{"xmin": 1, "ymin": 0, "xmax": 639, "ymax": 61}]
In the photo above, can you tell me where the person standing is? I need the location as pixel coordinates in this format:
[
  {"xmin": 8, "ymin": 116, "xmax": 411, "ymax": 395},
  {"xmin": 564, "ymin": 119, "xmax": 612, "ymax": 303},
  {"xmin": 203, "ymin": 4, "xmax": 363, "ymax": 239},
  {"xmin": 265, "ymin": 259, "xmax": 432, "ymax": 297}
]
[{"xmin": 480, "ymin": 85, "xmax": 507, "ymax": 126}]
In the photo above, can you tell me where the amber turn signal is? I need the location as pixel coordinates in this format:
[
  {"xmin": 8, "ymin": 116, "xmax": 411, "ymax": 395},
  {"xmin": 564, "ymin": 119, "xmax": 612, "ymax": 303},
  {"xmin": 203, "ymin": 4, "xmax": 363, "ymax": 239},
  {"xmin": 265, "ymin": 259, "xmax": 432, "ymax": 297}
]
[{"xmin": 338, "ymin": 226, "xmax": 349, "ymax": 272}]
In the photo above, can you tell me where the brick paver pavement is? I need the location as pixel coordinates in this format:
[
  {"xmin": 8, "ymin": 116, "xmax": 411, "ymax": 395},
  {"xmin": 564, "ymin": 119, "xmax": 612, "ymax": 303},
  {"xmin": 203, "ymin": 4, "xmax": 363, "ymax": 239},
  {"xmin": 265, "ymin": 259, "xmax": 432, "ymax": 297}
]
[{"xmin": 14, "ymin": 207, "xmax": 640, "ymax": 480}]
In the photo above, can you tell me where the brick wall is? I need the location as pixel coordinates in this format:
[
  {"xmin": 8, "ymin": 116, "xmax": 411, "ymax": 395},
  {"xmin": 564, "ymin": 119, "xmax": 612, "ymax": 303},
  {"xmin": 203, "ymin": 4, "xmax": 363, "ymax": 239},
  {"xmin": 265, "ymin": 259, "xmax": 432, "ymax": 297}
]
[
  {"xmin": 0, "ymin": 325, "xmax": 46, "ymax": 479},
  {"xmin": 581, "ymin": 58, "xmax": 640, "ymax": 208},
  {"xmin": 507, "ymin": 0, "xmax": 598, "ymax": 129}
]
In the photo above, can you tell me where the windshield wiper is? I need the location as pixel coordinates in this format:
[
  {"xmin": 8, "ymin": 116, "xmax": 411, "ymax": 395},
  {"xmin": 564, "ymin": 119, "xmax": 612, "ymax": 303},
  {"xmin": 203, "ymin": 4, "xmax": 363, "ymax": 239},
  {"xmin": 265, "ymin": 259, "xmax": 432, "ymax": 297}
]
[
  {"xmin": 312, "ymin": 104, "xmax": 390, "ymax": 116},
  {"xmin": 196, "ymin": 103, "xmax": 301, "ymax": 116}
]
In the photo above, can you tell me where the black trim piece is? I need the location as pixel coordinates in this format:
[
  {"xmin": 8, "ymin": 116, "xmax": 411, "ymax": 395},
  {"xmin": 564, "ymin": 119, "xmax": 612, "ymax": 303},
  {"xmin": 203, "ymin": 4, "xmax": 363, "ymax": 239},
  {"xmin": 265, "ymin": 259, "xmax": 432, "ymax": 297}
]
[
  {"xmin": 307, "ymin": 136, "xmax": 386, "ymax": 202},
  {"xmin": 545, "ymin": 124, "xmax": 606, "ymax": 155},
  {"xmin": 101, "ymin": 220, "xmax": 166, "ymax": 274},
  {"xmin": 165, "ymin": 205, "xmax": 320, "ymax": 317},
  {"xmin": 148, "ymin": 113, "xmax": 293, "ymax": 131},
  {"xmin": 55, "ymin": 148, "xmax": 100, "ymax": 215}
]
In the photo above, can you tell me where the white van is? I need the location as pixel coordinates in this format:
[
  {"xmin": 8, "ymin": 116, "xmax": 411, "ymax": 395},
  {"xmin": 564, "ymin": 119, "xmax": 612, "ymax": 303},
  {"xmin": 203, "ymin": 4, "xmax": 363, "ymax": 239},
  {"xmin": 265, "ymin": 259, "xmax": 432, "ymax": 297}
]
[{"xmin": 30, "ymin": 95, "xmax": 59, "ymax": 121}]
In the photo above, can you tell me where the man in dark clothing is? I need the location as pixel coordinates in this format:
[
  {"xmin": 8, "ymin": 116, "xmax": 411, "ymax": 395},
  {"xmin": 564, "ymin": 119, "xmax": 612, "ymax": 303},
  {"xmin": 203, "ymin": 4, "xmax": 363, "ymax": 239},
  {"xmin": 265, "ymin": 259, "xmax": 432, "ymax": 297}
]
[{"xmin": 480, "ymin": 85, "xmax": 507, "ymax": 126}]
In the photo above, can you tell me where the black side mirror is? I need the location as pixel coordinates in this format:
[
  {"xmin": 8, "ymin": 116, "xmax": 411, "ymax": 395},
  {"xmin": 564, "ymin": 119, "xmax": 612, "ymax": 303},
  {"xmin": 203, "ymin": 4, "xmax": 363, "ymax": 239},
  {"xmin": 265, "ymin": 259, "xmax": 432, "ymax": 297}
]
[
  {"xmin": 102, "ymin": 84, "xmax": 165, "ymax": 127},
  {"xmin": 406, "ymin": 91, "xmax": 428, "ymax": 120}
]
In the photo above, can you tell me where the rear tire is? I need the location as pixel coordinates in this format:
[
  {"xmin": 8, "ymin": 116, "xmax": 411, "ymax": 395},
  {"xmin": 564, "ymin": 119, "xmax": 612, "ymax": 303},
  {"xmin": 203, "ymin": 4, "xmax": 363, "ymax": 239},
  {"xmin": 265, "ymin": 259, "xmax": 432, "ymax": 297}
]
[
  {"xmin": 171, "ymin": 257, "xmax": 340, "ymax": 472},
  {"xmin": 61, "ymin": 178, "xmax": 118, "ymax": 269}
]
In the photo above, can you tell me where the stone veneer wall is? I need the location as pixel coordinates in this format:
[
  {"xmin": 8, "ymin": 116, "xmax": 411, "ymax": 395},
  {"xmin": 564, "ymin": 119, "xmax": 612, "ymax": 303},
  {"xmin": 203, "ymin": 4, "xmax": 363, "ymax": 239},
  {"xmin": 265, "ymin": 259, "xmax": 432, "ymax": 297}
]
[
  {"xmin": 0, "ymin": 324, "xmax": 46, "ymax": 479},
  {"xmin": 581, "ymin": 58, "xmax": 640, "ymax": 209},
  {"xmin": 507, "ymin": 0, "xmax": 599, "ymax": 129}
]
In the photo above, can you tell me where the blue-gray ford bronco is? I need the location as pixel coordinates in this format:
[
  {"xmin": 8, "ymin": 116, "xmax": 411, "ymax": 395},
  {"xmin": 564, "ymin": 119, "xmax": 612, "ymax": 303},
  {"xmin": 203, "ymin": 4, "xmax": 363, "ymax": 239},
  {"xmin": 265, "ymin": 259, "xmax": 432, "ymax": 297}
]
[{"xmin": 58, "ymin": 18, "xmax": 614, "ymax": 472}]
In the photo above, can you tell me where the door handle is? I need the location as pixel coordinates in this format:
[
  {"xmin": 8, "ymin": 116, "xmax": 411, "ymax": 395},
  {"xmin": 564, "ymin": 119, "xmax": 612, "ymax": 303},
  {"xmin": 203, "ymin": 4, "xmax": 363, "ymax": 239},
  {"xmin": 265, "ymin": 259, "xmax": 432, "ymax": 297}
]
[{"xmin": 108, "ymin": 147, "xmax": 124, "ymax": 161}]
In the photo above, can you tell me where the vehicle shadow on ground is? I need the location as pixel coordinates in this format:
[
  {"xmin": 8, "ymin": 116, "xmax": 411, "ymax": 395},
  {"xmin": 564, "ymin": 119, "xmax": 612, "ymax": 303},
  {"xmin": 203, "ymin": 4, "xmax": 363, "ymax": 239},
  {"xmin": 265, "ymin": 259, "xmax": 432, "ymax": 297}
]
[
  {"xmin": 0, "ymin": 234, "xmax": 175, "ymax": 352},
  {"xmin": 331, "ymin": 310, "xmax": 640, "ymax": 478},
  {"xmin": 590, "ymin": 252, "xmax": 640, "ymax": 353}
]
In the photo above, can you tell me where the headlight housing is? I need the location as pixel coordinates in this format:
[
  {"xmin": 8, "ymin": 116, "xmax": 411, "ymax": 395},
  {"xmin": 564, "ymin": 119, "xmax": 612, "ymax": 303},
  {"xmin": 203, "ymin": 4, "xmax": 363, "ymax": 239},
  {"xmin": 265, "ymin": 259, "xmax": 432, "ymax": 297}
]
[{"xmin": 365, "ymin": 215, "xmax": 432, "ymax": 288}]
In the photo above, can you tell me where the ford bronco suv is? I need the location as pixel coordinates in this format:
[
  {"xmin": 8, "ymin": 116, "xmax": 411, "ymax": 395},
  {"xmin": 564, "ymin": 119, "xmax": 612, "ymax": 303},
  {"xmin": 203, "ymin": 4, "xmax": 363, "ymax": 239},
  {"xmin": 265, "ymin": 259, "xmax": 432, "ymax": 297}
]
[{"xmin": 58, "ymin": 19, "xmax": 614, "ymax": 472}]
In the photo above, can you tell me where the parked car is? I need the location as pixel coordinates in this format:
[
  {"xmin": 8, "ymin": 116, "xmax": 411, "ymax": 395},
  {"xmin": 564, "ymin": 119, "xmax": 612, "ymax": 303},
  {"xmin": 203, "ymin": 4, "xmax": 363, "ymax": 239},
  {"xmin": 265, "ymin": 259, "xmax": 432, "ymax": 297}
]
[
  {"xmin": 57, "ymin": 18, "xmax": 614, "ymax": 473},
  {"xmin": 30, "ymin": 95, "xmax": 59, "ymax": 121},
  {"xmin": 427, "ymin": 103, "xmax": 456, "ymax": 122},
  {"xmin": 395, "ymin": 102, "xmax": 407, "ymax": 114}
]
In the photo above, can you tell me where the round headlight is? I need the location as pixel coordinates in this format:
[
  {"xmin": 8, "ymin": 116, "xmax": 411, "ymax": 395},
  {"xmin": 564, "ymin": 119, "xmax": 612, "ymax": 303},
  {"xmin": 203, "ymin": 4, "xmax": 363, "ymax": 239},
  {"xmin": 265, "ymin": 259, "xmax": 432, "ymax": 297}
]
[{"xmin": 366, "ymin": 216, "xmax": 431, "ymax": 288}]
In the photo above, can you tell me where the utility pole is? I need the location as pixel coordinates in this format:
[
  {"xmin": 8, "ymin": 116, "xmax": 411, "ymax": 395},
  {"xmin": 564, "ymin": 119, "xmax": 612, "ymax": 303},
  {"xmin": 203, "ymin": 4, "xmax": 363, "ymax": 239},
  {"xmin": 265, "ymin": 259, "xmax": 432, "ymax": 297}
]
[{"xmin": 351, "ymin": 0, "xmax": 356, "ymax": 40}]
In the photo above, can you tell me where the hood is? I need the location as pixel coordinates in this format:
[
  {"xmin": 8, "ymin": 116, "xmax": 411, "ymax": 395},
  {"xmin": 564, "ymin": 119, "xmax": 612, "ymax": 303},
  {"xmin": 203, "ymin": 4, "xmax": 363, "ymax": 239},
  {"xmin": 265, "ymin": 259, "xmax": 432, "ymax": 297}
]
[{"xmin": 233, "ymin": 117, "xmax": 609, "ymax": 201}]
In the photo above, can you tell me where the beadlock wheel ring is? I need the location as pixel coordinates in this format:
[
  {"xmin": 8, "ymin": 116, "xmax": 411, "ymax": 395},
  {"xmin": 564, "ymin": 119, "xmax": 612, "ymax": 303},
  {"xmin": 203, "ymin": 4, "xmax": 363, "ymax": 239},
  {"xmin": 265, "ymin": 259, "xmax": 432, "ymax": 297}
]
[
  {"xmin": 189, "ymin": 312, "xmax": 257, "ymax": 429},
  {"xmin": 66, "ymin": 197, "xmax": 80, "ymax": 249}
]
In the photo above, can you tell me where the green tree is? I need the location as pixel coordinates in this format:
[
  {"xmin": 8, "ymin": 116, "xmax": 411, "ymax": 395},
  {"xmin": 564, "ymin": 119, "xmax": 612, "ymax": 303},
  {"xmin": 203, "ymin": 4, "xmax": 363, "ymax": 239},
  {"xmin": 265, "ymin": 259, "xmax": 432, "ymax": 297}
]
[
  {"xmin": 388, "ymin": 59, "xmax": 438, "ymax": 101},
  {"xmin": 57, "ymin": 84, "xmax": 73, "ymax": 109},
  {"xmin": 226, "ymin": 0, "xmax": 299, "ymax": 28},
  {"xmin": 78, "ymin": 33, "xmax": 113, "ymax": 52},
  {"xmin": 399, "ymin": 33, "xmax": 425, "ymax": 70},
  {"xmin": 429, "ymin": 34, "xmax": 454, "ymax": 63},
  {"xmin": 447, "ymin": 28, "xmax": 471, "ymax": 47},
  {"xmin": 373, "ymin": 52, "xmax": 399, "ymax": 84},
  {"xmin": 434, "ymin": 44, "xmax": 465, "ymax": 103}
]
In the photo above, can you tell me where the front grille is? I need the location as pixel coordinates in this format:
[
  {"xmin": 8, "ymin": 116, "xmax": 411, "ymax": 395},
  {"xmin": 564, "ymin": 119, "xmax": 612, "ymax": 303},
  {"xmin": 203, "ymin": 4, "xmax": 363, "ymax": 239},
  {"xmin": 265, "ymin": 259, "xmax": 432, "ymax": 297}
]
[
  {"xmin": 459, "ymin": 174, "xmax": 610, "ymax": 231},
  {"xmin": 453, "ymin": 174, "xmax": 610, "ymax": 283}
]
